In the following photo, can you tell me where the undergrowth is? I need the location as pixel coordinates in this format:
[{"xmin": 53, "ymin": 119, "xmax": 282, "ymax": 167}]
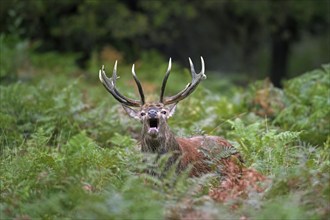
[{"xmin": 0, "ymin": 37, "xmax": 329, "ymax": 219}]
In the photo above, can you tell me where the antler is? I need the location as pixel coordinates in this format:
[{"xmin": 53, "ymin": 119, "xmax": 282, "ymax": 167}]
[
  {"xmin": 160, "ymin": 56, "xmax": 206, "ymax": 105},
  {"xmin": 159, "ymin": 58, "xmax": 172, "ymax": 103},
  {"xmin": 99, "ymin": 61, "xmax": 145, "ymax": 107}
]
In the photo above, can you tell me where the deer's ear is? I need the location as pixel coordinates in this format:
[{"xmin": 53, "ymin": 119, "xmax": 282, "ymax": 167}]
[
  {"xmin": 122, "ymin": 105, "xmax": 140, "ymax": 120},
  {"xmin": 168, "ymin": 104, "xmax": 177, "ymax": 118}
]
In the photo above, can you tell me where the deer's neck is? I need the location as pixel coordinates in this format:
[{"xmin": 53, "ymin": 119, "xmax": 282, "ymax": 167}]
[{"xmin": 141, "ymin": 124, "xmax": 181, "ymax": 155}]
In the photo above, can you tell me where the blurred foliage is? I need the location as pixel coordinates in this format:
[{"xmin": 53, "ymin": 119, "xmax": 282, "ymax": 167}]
[
  {"xmin": 276, "ymin": 65, "xmax": 330, "ymax": 145},
  {"xmin": 1, "ymin": 37, "xmax": 329, "ymax": 219},
  {"xmin": 1, "ymin": 0, "xmax": 328, "ymax": 77},
  {"xmin": 0, "ymin": 35, "xmax": 29, "ymax": 83},
  {"xmin": 244, "ymin": 65, "xmax": 330, "ymax": 146}
]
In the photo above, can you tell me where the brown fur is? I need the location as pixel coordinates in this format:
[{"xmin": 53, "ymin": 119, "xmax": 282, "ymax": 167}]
[{"xmin": 176, "ymin": 136, "xmax": 242, "ymax": 176}]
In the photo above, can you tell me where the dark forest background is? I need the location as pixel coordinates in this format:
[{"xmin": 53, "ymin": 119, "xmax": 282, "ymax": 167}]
[{"xmin": 1, "ymin": 0, "xmax": 329, "ymax": 86}]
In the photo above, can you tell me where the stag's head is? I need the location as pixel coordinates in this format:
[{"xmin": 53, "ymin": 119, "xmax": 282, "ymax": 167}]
[{"xmin": 99, "ymin": 57, "xmax": 206, "ymax": 139}]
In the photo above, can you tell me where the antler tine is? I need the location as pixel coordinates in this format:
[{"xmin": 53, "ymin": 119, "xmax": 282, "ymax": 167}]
[
  {"xmin": 131, "ymin": 64, "xmax": 145, "ymax": 105},
  {"xmin": 188, "ymin": 57, "xmax": 196, "ymax": 76},
  {"xmin": 159, "ymin": 58, "xmax": 172, "ymax": 103},
  {"xmin": 99, "ymin": 61, "xmax": 142, "ymax": 107},
  {"xmin": 162, "ymin": 56, "xmax": 206, "ymax": 105}
]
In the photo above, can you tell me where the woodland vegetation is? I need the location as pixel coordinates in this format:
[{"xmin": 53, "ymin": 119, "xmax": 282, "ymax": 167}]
[
  {"xmin": 1, "ymin": 0, "xmax": 329, "ymax": 86},
  {"xmin": 1, "ymin": 34, "xmax": 329, "ymax": 219},
  {"xmin": 1, "ymin": 0, "xmax": 330, "ymax": 219}
]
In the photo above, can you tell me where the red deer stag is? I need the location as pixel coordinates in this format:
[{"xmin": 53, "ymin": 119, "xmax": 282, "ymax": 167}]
[{"xmin": 99, "ymin": 57, "xmax": 243, "ymax": 176}]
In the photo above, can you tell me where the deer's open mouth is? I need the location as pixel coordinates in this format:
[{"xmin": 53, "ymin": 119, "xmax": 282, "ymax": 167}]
[{"xmin": 148, "ymin": 118, "xmax": 159, "ymax": 135}]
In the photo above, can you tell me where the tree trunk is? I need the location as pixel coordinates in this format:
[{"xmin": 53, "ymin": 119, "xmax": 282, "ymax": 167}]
[{"xmin": 270, "ymin": 34, "xmax": 290, "ymax": 88}]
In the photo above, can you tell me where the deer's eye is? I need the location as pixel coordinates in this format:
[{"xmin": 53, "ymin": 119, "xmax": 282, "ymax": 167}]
[
  {"xmin": 161, "ymin": 110, "xmax": 167, "ymax": 115},
  {"xmin": 140, "ymin": 112, "xmax": 146, "ymax": 116}
]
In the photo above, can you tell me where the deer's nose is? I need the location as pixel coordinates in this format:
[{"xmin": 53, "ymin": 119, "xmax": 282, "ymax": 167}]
[{"xmin": 148, "ymin": 109, "xmax": 158, "ymax": 118}]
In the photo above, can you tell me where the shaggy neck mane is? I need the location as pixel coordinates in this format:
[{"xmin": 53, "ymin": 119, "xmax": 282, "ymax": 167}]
[{"xmin": 141, "ymin": 124, "xmax": 181, "ymax": 155}]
